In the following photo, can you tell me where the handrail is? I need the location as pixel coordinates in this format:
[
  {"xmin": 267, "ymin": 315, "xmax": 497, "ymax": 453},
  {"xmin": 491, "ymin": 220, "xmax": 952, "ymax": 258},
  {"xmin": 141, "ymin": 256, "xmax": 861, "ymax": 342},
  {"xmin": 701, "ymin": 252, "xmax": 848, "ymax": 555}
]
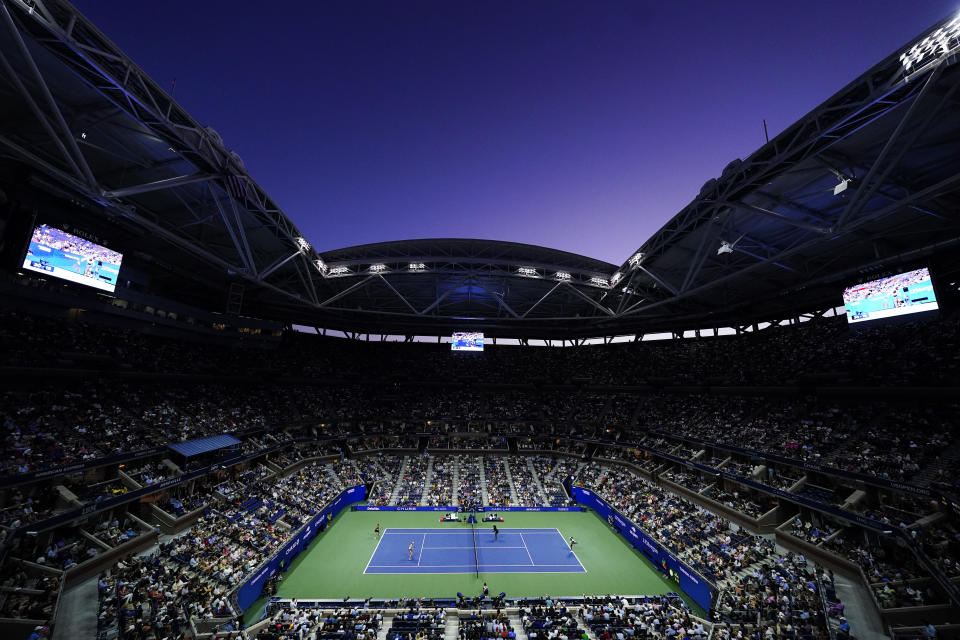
[{"xmin": 815, "ymin": 571, "xmax": 838, "ymax": 640}]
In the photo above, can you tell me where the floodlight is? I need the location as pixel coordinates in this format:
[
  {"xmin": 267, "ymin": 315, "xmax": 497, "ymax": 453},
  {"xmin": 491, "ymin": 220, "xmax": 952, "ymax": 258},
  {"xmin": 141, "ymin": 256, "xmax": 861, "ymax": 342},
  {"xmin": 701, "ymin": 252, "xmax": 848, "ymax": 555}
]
[
  {"xmin": 555, "ymin": 271, "xmax": 571, "ymax": 280},
  {"xmin": 315, "ymin": 258, "xmax": 328, "ymax": 274},
  {"xmin": 590, "ymin": 276, "xmax": 608, "ymax": 286},
  {"xmin": 329, "ymin": 266, "xmax": 350, "ymax": 275},
  {"xmin": 517, "ymin": 267, "xmax": 538, "ymax": 277},
  {"xmin": 369, "ymin": 264, "xmax": 388, "ymax": 273},
  {"xmin": 295, "ymin": 236, "xmax": 310, "ymax": 252},
  {"xmin": 717, "ymin": 241, "xmax": 734, "ymax": 255}
]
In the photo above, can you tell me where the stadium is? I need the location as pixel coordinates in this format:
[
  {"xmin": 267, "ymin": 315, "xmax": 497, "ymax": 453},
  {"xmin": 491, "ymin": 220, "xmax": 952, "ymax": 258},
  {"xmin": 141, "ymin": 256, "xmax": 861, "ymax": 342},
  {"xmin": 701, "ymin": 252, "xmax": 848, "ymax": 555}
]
[{"xmin": 0, "ymin": 2, "xmax": 959, "ymax": 640}]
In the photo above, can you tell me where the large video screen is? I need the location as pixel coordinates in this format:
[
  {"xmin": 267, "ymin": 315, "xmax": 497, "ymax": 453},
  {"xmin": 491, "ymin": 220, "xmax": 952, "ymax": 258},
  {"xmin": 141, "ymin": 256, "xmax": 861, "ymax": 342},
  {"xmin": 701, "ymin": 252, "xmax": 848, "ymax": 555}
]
[
  {"xmin": 22, "ymin": 224, "xmax": 123, "ymax": 293},
  {"xmin": 843, "ymin": 267, "xmax": 938, "ymax": 324},
  {"xmin": 451, "ymin": 331, "xmax": 484, "ymax": 351}
]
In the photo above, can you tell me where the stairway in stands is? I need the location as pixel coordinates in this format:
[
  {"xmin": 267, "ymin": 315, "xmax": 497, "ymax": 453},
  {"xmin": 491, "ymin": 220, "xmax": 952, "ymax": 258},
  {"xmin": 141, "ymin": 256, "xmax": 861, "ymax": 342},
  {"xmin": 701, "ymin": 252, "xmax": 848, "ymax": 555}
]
[
  {"xmin": 444, "ymin": 610, "xmax": 460, "ymax": 640},
  {"xmin": 507, "ymin": 612, "xmax": 528, "ymax": 640},
  {"xmin": 451, "ymin": 456, "xmax": 460, "ymax": 504},
  {"xmin": 419, "ymin": 455, "xmax": 435, "ymax": 503},
  {"xmin": 479, "ymin": 456, "xmax": 490, "ymax": 504},
  {"xmin": 502, "ymin": 457, "xmax": 520, "ymax": 504},
  {"xmin": 525, "ymin": 458, "xmax": 551, "ymax": 504},
  {"xmin": 388, "ymin": 456, "xmax": 410, "ymax": 506}
]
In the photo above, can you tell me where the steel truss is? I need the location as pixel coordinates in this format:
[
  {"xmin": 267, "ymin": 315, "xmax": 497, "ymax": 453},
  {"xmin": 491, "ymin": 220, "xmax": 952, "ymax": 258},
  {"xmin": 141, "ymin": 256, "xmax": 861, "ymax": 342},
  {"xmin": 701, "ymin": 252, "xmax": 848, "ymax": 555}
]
[{"xmin": 1, "ymin": 0, "xmax": 959, "ymax": 338}]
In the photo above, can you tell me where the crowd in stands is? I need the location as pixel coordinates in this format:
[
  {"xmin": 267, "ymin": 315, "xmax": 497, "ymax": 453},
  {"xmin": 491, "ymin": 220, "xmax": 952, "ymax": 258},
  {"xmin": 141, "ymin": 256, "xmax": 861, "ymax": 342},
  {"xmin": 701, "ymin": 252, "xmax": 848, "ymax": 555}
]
[
  {"xmin": 459, "ymin": 611, "xmax": 515, "ymax": 640},
  {"xmin": 581, "ymin": 596, "xmax": 708, "ymax": 640},
  {"xmin": 255, "ymin": 603, "xmax": 382, "ymax": 640},
  {"xmin": 713, "ymin": 553, "xmax": 830, "ymax": 640},
  {"xmin": 2, "ymin": 301, "xmax": 959, "ymax": 636},
  {"xmin": 530, "ymin": 456, "xmax": 578, "ymax": 507},
  {"xmin": 387, "ymin": 606, "xmax": 446, "ymax": 640},
  {"xmin": 700, "ymin": 488, "xmax": 773, "ymax": 520},
  {"xmin": 395, "ymin": 455, "xmax": 431, "ymax": 507},
  {"xmin": 424, "ymin": 456, "xmax": 454, "ymax": 506},
  {"xmin": 4, "ymin": 306, "xmax": 959, "ymax": 386},
  {"xmin": 483, "ymin": 457, "xmax": 512, "ymax": 507},
  {"xmin": 0, "ymin": 560, "xmax": 59, "ymax": 620},
  {"xmin": 509, "ymin": 457, "xmax": 547, "ymax": 507},
  {"xmin": 457, "ymin": 455, "xmax": 483, "ymax": 509}
]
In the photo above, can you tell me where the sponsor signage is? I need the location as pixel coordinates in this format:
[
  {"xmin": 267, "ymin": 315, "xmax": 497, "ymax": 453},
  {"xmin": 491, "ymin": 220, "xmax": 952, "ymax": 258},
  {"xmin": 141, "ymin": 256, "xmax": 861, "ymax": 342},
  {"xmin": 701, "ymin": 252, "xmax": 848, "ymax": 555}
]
[
  {"xmin": 353, "ymin": 506, "xmax": 582, "ymax": 512},
  {"xmin": 234, "ymin": 485, "xmax": 366, "ymax": 611},
  {"xmin": 572, "ymin": 486, "xmax": 715, "ymax": 612}
]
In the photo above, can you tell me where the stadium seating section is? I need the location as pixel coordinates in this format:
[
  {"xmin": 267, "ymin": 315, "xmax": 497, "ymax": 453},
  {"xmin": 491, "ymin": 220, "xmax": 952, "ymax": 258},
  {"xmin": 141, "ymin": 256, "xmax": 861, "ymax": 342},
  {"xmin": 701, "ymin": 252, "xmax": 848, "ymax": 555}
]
[{"xmin": 0, "ymin": 304, "xmax": 958, "ymax": 639}]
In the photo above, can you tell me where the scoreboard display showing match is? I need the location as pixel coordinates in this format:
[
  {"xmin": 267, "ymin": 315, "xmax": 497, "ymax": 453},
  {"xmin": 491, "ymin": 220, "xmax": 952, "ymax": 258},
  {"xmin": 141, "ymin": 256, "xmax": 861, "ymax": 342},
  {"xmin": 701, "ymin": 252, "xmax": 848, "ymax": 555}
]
[
  {"xmin": 22, "ymin": 224, "xmax": 124, "ymax": 293},
  {"xmin": 451, "ymin": 331, "xmax": 484, "ymax": 351},
  {"xmin": 842, "ymin": 267, "xmax": 938, "ymax": 324}
]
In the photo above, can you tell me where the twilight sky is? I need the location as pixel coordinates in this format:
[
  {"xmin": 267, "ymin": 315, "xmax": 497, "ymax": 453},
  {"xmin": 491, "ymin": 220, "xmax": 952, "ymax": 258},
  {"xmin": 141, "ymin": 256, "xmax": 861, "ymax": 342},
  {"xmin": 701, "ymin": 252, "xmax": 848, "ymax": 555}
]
[{"xmin": 73, "ymin": 0, "xmax": 955, "ymax": 265}]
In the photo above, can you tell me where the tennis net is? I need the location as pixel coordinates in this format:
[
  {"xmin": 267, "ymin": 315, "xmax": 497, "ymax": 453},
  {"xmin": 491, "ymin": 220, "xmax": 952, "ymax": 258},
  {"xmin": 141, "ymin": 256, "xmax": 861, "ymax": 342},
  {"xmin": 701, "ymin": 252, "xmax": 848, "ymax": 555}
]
[{"xmin": 471, "ymin": 515, "xmax": 479, "ymax": 577}]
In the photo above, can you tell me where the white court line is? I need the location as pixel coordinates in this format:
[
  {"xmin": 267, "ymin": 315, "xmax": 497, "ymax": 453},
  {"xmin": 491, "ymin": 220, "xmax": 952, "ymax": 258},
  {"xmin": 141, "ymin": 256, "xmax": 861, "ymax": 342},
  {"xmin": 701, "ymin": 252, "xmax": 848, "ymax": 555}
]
[
  {"xmin": 518, "ymin": 532, "xmax": 535, "ymax": 566},
  {"xmin": 417, "ymin": 533, "xmax": 425, "ymax": 566},
  {"xmin": 363, "ymin": 527, "xmax": 390, "ymax": 574},
  {"xmin": 424, "ymin": 546, "xmax": 525, "ymax": 550},
  {"xmin": 380, "ymin": 529, "xmax": 559, "ymax": 534},
  {"xmin": 562, "ymin": 531, "xmax": 588, "ymax": 573},
  {"xmin": 363, "ymin": 569, "xmax": 586, "ymax": 574},
  {"xmin": 367, "ymin": 563, "xmax": 582, "ymax": 568}
]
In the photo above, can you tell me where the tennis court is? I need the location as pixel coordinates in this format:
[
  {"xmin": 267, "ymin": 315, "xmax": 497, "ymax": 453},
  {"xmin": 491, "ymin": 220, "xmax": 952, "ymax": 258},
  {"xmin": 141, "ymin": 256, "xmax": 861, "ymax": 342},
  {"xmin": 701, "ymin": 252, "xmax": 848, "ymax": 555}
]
[{"xmin": 364, "ymin": 527, "xmax": 586, "ymax": 574}]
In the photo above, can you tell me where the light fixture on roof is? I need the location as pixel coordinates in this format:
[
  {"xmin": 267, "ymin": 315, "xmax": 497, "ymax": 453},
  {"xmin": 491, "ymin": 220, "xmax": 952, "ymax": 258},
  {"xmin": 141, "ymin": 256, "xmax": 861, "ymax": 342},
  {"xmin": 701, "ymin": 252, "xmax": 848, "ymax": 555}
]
[
  {"xmin": 611, "ymin": 272, "xmax": 622, "ymax": 285},
  {"xmin": 517, "ymin": 267, "xmax": 538, "ymax": 277},
  {"xmin": 833, "ymin": 179, "xmax": 851, "ymax": 196},
  {"xmin": 718, "ymin": 235, "xmax": 744, "ymax": 255},
  {"xmin": 295, "ymin": 236, "xmax": 310, "ymax": 253},
  {"xmin": 590, "ymin": 276, "xmax": 609, "ymax": 287},
  {"xmin": 628, "ymin": 252, "xmax": 645, "ymax": 267},
  {"xmin": 369, "ymin": 264, "xmax": 388, "ymax": 273},
  {"xmin": 555, "ymin": 271, "xmax": 571, "ymax": 280},
  {"xmin": 409, "ymin": 262, "xmax": 426, "ymax": 271},
  {"xmin": 314, "ymin": 258, "xmax": 328, "ymax": 274},
  {"xmin": 329, "ymin": 266, "xmax": 350, "ymax": 275}
]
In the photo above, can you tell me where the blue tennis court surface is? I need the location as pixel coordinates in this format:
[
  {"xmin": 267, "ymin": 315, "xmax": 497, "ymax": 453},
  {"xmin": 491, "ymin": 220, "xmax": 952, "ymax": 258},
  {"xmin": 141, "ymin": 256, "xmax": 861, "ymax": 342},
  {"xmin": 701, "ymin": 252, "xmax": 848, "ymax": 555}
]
[{"xmin": 364, "ymin": 528, "xmax": 586, "ymax": 574}]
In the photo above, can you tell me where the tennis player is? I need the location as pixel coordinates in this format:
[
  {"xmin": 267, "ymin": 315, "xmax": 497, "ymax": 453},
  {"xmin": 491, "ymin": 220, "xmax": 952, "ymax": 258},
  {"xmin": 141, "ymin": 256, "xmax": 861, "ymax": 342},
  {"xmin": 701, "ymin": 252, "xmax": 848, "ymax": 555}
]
[
  {"xmin": 492, "ymin": 525, "xmax": 499, "ymax": 540},
  {"xmin": 374, "ymin": 523, "xmax": 380, "ymax": 538},
  {"xmin": 409, "ymin": 540, "xmax": 415, "ymax": 560},
  {"xmin": 569, "ymin": 536, "xmax": 578, "ymax": 550}
]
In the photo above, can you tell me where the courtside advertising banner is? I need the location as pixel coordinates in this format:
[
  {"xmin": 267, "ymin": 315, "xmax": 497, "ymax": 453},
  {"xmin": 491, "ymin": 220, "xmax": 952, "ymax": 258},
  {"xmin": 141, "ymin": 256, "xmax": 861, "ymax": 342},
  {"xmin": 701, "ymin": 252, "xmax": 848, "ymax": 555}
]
[
  {"xmin": 572, "ymin": 486, "xmax": 715, "ymax": 611},
  {"xmin": 235, "ymin": 485, "xmax": 366, "ymax": 611}
]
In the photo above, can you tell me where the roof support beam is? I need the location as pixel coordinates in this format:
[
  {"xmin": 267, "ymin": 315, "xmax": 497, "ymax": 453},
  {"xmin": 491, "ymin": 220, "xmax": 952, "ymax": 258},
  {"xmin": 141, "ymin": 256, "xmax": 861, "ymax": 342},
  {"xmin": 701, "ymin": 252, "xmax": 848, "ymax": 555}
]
[
  {"xmin": 376, "ymin": 274, "xmax": 419, "ymax": 315},
  {"xmin": 559, "ymin": 281, "xmax": 615, "ymax": 317},
  {"xmin": 102, "ymin": 173, "xmax": 213, "ymax": 198},
  {"xmin": 469, "ymin": 281, "xmax": 520, "ymax": 319},
  {"xmin": 318, "ymin": 275, "xmax": 376, "ymax": 309},
  {"xmin": 292, "ymin": 257, "xmax": 319, "ymax": 306},
  {"xmin": 211, "ymin": 192, "xmax": 256, "ymax": 276},
  {"xmin": 1, "ymin": 2, "xmax": 98, "ymax": 190},
  {"xmin": 620, "ymin": 168, "xmax": 960, "ymax": 318},
  {"xmin": 721, "ymin": 200, "xmax": 830, "ymax": 234},
  {"xmin": 259, "ymin": 250, "xmax": 300, "ymax": 280},
  {"xmin": 837, "ymin": 61, "xmax": 945, "ymax": 228},
  {"xmin": 0, "ymin": 45, "xmax": 90, "ymax": 186},
  {"xmin": 636, "ymin": 265, "xmax": 678, "ymax": 296},
  {"xmin": 225, "ymin": 192, "xmax": 260, "ymax": 277},
  {"xmin": 521, "ymin": 281, "xmax": 563, "ymax": 318},
  {"xmin": 680, "ymin": 219, "xmax": 717, "ymax": 293},
  {"xmin": 419, "ymin": 274, "xmax": 472, "ymax": 315}
]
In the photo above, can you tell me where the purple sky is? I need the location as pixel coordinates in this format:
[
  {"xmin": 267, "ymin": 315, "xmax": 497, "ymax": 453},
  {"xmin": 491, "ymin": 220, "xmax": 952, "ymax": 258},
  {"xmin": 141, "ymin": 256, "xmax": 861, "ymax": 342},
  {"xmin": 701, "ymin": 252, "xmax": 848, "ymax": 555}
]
[{"xmin": 74, "ymin": 0, "xmax": 955, "ymax": 265}]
